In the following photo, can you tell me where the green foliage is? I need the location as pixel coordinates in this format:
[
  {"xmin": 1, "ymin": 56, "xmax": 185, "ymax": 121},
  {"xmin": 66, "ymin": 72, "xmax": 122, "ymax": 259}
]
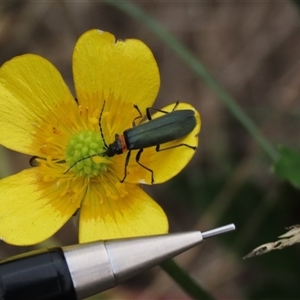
[{"xmin": 273, "ymin": 145, "xmax": 300, "ymax": 188}]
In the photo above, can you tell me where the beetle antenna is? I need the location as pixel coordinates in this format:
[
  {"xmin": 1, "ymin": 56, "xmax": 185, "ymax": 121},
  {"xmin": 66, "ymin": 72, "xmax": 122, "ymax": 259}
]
[
  {"xmin": 99, "ymin": 100, "xmax": 108, "ymax": 149},
  {"xmin": 63, "ymin": 151, "xmax": 106, "ymax": 174},
  {"xmin": 63, "ymin": 101, "xmax": 109, "ymax": 175}
]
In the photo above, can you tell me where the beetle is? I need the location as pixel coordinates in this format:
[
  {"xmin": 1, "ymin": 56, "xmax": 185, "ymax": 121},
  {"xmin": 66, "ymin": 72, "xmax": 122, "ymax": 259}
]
[
  {"xmin": 99, "ymin": 100, "xmax": 197, "ymax": 184},
  {"xmin": 65, "ymin": 101, "xmax": 197, "ymax": 183}
]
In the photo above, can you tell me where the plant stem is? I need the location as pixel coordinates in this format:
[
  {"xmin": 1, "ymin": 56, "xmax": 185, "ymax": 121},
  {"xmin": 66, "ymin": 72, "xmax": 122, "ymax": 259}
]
[{"xmin": 160, "ymin": 259, "xmax": 215, "ymax": 300}]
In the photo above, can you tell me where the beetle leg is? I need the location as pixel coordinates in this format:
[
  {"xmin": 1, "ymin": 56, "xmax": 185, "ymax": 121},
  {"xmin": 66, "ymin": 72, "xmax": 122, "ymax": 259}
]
[
  {"xmin": 136, "ymin": 149, "xmax": 155, "ymax": 184},
  {"xmin": 172, "ymin": 100, "xmax": 180, "ymax": 111},
  {"xmin": 156, "ymin": 143, "xmax": 196, "ymax": 152},
  {"xmin": 146, "ymin": 101, "xmax": 179, "ymax": 120},
  {"xmin": 120, "ymin": 150, "xmax": 132, "ymax": 183},
  {"xmin": 132, "ymin": 104, "xmax": 144, "ymax": 126}
]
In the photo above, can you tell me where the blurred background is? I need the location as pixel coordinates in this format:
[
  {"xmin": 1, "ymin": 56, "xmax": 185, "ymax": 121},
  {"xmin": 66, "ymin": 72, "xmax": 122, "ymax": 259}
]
[{"xmin": 1, "ymin": 1, "xmax": 300, "ymax": 299}]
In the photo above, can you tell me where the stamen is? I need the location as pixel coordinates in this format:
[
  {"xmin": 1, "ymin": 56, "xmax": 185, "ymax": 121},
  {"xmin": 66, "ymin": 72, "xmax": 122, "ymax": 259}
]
[{"xmin": 65, "ymin": 130, "xmax": 109, "ymax": 177}]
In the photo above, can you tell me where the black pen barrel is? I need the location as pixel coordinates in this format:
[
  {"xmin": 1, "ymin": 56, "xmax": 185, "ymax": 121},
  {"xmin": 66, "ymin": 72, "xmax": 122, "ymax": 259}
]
[{"xmin": 0, "ymin": 248, "xmax": 76, "ymax": 300}]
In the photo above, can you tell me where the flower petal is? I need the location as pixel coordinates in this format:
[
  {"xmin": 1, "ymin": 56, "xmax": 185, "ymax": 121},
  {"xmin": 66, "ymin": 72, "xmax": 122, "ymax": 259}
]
[
  {"xmin": 0, "ymin": 54, "xmax": 76, "ymax": 155},
  {"xmin": 0, "ymin": 168, "xmax": 81, "ymax": 245},
  {"xmin": 73, "ymin": 29, "xmax": 160, "ymax": 112},
  {"xmin": 116, "ymin": 102, "xmax": 201, "ymax": 184},
  {"xmin": 79, "ymin": 182, "xmax": 168, "ymax": 242}
]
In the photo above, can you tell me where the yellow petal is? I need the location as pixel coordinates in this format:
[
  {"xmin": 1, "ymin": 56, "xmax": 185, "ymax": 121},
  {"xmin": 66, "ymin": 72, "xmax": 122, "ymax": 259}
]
[
  {"xmin": 79, "ymin": 182, "xmax": 168, "ymax": 242},
  {"xmin": 73, "ymin": 29, "xmax": 160, "ymax": 112},
  {"xmin": 116, "ymin": 102, "xmax": 201, "ymax": 184},
  {"xmin": 0, "ymin": 54, "xmax": 76, "ymax": 155},
  {"xmin": 0, "ymin": 168, "xmax": 81, "ymax": 245}
]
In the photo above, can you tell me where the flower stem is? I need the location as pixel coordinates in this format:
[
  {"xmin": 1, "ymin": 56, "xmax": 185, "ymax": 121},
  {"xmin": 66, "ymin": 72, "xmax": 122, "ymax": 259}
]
[
  {"xmin": 160, "ymin": 259, "xmax": 215, "ymax": 300},
  {"xmin": 107, "ymin": 0, "xmax": 279, "ymax": 162}
]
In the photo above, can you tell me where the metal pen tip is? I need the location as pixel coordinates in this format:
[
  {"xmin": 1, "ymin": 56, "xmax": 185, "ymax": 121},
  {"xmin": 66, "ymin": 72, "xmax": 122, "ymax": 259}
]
[
  {"xmin": 64, "ymin": 223, "xmax": 236, "ymax": 298},
  {"xmin": 202, "ymin": 223, "xmax": 236, "ymax": 239}
]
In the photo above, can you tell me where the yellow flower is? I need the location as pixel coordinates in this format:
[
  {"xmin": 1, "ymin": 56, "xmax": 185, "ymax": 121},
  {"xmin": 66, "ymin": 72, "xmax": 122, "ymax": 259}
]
[{"xmin": 0, "ymin": 29, "xmax": 201, "ymax": 245}]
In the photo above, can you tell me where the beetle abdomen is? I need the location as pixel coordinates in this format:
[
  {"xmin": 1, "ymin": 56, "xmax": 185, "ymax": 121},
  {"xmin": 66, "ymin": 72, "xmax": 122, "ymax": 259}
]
[{"xmin": 124, "ymin": 109, "xmax": 196, "ymax": 150}]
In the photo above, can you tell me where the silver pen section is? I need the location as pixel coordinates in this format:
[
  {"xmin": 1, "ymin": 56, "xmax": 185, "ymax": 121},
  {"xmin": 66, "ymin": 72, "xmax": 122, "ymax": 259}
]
[{"xmin": 63, "ymin": 223, "xmax": 235, "ymax": 299}]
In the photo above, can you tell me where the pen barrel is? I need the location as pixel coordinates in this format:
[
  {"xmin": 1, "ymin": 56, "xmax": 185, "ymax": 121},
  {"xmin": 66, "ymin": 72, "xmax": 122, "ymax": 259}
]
[{"xmin": 0, "ymin": 248, "xmax": 76, "ymax": 300}]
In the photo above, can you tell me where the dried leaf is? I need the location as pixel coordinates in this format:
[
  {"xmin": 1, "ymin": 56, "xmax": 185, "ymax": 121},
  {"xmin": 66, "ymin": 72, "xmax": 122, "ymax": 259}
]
[{"xmin": 243, "ymin": 225, "xmax": 300, "ymax": 259}]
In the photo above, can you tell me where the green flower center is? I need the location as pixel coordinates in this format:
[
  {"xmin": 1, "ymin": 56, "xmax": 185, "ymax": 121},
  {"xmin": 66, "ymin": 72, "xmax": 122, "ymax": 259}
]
[{"xmin": 65, "ymin": 131, "xmax": 108, "ymax": 177}]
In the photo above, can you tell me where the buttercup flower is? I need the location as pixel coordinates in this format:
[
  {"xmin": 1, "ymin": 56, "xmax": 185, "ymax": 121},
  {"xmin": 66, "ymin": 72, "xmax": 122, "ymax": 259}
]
[{"xmin": 0, "ymin": 29, "xmax": 200, "ymax": 245}]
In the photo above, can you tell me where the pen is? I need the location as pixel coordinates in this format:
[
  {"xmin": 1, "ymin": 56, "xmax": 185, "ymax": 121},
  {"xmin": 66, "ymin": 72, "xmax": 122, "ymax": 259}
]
[{"xmin": 0, "ymin": 223, "xmax": 235, "ymax": 300}]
